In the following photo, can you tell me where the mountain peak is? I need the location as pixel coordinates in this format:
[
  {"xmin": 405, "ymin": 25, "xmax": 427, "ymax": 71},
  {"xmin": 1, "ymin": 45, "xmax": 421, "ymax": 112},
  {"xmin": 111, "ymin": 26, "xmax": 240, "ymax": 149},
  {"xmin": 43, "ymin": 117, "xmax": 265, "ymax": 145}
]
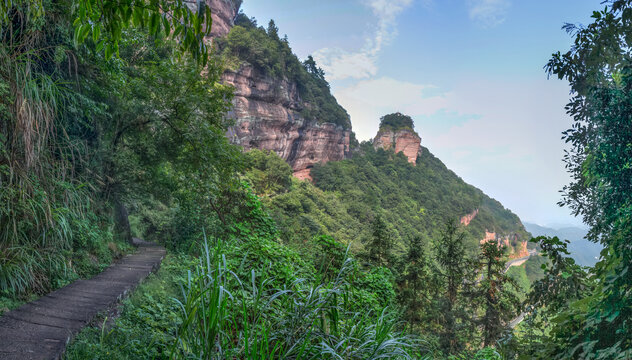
[{"xmin": 373, "ymin": 113, "xmax": 421, "ymax": 164}]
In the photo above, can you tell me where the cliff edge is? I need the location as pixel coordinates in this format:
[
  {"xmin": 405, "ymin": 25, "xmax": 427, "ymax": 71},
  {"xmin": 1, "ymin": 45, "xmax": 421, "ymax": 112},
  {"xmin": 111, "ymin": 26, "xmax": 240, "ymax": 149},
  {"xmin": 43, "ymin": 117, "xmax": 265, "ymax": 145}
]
[
  {"xmin": 372, "ymin": 112, "xmax": 421, "ymax": 165},
  {"xmin": 208, "ymin": 1, "xmax": 353, "ymax": 180}
]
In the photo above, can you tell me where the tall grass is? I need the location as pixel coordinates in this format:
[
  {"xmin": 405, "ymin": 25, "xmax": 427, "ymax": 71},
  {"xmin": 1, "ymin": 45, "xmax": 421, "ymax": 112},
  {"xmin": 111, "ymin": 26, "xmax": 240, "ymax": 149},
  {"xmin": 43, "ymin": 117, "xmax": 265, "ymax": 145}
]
[
  {"xmin": 0, "ymin": 0, "xmax": 104, "ymax": 296},
  {"xmin": 171, "ymin": 236, "xmax": 416, "ymax": 359}
]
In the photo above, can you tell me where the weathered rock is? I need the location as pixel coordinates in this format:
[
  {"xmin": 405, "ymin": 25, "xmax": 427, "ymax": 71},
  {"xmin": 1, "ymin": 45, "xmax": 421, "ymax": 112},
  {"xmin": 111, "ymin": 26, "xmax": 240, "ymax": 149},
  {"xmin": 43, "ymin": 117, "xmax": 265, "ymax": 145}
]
[
  {"xmin": 460, "ymin": 209, "xmax": 479, "ymax": 226},
  {"xmin": 185, "ymin": 0, "xmax": 238, "ymax": 39},
  {"xmin": 209, "ymin": 0, "xmax": 239, "ymax": 38},
  {"xmin": 205, "ymin": 1, "xmax": 353, "ymax": 180},
  {"xmin": 223, "ymin": 64, "xmax": 351, "ymax": 178},
  {"xmin": 514, "ymin": 240, "xmax": 529, "ymax": 258},
  {"xmin": 373, "ymin": 128, "xmax": 421, "ymax": 164},
  {"xmin": 479, "ymin": 230, "xmax": 529, "ymax": 259}
]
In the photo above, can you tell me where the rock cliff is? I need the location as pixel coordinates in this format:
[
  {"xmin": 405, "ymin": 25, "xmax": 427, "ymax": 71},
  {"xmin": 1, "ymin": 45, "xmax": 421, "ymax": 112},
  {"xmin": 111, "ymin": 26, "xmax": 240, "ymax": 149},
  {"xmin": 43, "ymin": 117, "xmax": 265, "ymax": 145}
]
[
  {"xmin": 208, "ymin": 0, "xmax": 239, "ymax": 38},
  {"xmin": 223, "ymin": 64, "xmax": 351, "ymax": 180},
  {"xmin": 208, "ymin": 0, "xmax": 353, "ymax": 180},
  {"xmin": 479, "ymin": 230, "xmax": 529, "ymax": 259},
  {"xmin": 186, "ymin": 0, "xmax": 239, "ymax": 38},
  {"xmin": 462, "ymin": 210, "xmax": 529, "ymax": 259},
  {"xmin": 460, "ymin": 209, "xmax": 479, "ymax": 226},
  {"xmin": 373, "ymin": 128, "xmax": 421, "ymax": 164}
]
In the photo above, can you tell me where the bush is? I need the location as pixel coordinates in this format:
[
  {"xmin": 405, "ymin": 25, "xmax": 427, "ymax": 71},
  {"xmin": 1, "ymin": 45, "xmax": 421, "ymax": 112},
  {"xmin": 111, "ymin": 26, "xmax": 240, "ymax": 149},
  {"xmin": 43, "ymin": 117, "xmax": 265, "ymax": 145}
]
[{"xmin": 172, "ymin": 238, "xmax": 415, "ymax": 359}]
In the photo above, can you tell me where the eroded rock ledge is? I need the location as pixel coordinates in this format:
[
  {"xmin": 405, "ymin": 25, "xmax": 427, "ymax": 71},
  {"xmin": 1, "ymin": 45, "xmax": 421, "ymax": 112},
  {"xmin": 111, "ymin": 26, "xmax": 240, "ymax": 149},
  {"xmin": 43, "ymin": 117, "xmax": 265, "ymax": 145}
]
[
  {"xmin": 223, "ymin": 64, "xmax": 351, "ymax": 180},
  {"xmin": 373, "ymin": 128, "xmax": 422, "ymax": 164}
]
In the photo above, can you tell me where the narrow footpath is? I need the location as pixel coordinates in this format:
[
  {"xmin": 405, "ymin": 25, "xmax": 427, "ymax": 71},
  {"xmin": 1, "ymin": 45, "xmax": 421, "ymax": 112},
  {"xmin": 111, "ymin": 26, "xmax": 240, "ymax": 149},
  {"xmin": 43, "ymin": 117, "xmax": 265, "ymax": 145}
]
[{"xmin": 0, "ymin": 239, "xmax": 166, "ymax": 360}]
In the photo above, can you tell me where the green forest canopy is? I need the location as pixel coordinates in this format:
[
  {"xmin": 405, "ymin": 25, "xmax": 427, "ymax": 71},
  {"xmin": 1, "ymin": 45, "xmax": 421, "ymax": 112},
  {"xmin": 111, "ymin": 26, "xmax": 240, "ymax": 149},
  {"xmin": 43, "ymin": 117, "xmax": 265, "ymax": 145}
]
[{"xmin": 378, "ymin": 112, "xmax": 416, "ymax": 132}]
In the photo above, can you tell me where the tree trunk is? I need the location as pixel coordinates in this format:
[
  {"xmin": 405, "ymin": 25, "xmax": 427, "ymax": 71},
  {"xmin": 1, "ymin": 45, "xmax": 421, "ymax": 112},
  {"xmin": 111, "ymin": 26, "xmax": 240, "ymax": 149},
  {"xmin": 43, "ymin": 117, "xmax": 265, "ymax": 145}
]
[{"xmin": 114, "ymin": 200, "xmax": 133, "ymax": 245}]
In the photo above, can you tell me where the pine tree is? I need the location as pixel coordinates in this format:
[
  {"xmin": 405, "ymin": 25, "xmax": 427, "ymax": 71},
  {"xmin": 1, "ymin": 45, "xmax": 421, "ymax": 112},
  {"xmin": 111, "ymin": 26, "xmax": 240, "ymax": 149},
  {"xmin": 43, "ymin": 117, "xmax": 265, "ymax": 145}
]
[
  {"xmin": 399, "ymin": 236, "xmax": 431, "ymax": 329},
  {"xmin": 477, "ymin": 239, "xmax": 520, "ymax": 347},
  {"xmin": 365, "ymin": 214, "xmax": 394, "ymax": 267},
  {"xmin": 303, "ymin": 55, "xmax": 326, "ymax": 81},
  {"xmin": 267, "ymin": 19, "xmax": 279, "ymax": 40},
  {"xmin": 433, "ymin": 220, "xmax": 475, "ymax": 354}
]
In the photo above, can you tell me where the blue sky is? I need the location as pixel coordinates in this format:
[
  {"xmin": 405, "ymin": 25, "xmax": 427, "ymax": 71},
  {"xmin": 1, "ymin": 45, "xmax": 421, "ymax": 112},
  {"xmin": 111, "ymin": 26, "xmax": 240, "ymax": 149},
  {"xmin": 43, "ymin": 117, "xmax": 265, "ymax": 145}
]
[{"xmin": 241, "ymin": 0, "xmax": 600, "ymax": 228}]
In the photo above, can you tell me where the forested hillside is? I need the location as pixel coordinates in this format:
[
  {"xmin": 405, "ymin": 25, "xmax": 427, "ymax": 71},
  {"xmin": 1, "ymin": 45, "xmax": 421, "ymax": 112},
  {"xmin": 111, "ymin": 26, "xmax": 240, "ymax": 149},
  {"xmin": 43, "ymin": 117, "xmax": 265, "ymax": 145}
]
[
  {"xmin": 2, "ymin": 0, "xmax": 632, "ymax": 358},
  {"xmin": 254, "ymin": 141, "xmax": 531, "ymax": 257}
]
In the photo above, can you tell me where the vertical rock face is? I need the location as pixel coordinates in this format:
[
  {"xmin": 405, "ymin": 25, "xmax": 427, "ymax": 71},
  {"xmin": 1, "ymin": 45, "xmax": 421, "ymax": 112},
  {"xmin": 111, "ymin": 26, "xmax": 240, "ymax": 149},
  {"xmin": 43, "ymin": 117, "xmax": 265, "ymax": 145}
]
[
  {"xmin": 462, "ymin": 209, "xmax": 529, "ymax": 259},
  {"xmin": 186, "ymin": 0, "xmax": 239, "ymax": 38},
  {"xmin": 479, "ymin": 231, "xmax": 529, "ymax": 259},
  {"xmin": 223, "ymin": 64, "xmax": 351, "ymax": 179},
  {"xmin": 209, "ymin": 0, "xmax": 353, "ymax": 179},
  {"xmin": 208, "ymin": 0, "xmax": 239, "ymax": 38},
  {"xmin": 373, "ymin": 129, "xmax": 421, "ymax": 164},
  {"xmin": 460, "ymin": 209, "xmax": 479, "ymax": 226}
]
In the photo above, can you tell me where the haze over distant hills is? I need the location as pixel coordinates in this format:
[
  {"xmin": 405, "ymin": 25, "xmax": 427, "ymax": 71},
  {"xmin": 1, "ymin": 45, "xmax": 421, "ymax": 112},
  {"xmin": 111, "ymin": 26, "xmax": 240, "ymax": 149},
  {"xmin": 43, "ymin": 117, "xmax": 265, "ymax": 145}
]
[{"xmin": 524, "ymin": 222, "xmax": 602, "ymax": 267}]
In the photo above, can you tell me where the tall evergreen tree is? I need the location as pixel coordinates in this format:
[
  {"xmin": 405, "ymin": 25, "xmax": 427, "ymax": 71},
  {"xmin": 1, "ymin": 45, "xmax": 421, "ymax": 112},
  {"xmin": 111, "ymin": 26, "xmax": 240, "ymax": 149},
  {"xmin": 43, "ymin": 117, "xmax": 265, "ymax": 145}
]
[
  {"xmin": 433, "ymin": 220, "xmax": 475, "ymax": 354},
  {"xmin": 267, "ymin": 19, "xmax": 279, "ymax": 40},
  {"xmin": 399, "ymin": 236, "xmax": 431, "ymax": 329},
  {"xmin": 477, "ymin": 240, "xmax": 520, "ymax": 347},
  {"xmin": 365, "ymin": 214, "xmax": 394, "ymax": 267}
]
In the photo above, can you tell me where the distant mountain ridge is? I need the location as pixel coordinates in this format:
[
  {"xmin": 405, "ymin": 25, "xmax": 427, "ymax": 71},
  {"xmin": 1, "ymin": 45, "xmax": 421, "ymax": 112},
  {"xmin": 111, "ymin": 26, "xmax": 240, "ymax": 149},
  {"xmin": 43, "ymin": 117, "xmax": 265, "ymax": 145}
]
[{"xmin": 523, "ymin": 222, "xmax": 602, "ymax": 267}]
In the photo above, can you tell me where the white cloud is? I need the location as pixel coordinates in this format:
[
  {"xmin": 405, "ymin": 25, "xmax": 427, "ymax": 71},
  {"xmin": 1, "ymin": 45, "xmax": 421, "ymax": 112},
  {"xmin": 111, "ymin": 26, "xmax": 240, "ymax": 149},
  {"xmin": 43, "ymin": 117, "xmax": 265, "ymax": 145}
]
[
  {"xmin": 467, "ymin": 0, "xmax": 510, "ymax": 27},
  {"xmin": 333, "ymin": 74, "xmax": 578, "ymax": 226},
  {"xmin": 333, "ymin": 77, "xmax": 449, "ymax": 139},
  {"xmin": 313, "ymin": 0, "xmax": 412, "ymax": 80}
]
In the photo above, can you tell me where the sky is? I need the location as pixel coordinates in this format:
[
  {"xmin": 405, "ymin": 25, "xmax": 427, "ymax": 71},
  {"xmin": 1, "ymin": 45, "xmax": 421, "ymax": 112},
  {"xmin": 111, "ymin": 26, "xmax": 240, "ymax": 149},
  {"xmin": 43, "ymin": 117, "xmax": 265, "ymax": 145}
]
[{"xmin": 241, "ymin": 0, "xmax": 601, "ymax": 228}]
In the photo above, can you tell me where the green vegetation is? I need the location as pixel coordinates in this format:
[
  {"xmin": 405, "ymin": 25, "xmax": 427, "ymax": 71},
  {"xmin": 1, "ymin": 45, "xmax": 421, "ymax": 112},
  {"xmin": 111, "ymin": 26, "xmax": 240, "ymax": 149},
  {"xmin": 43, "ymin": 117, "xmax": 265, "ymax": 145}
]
[
  {"xmin": 512, "ymin": 2, "xmax": 632, "ymax": 357},
  {"xmin": 215, "ymin": 15, "xmax": 351, "ymax": 128},
  {"xmin": 0, "ymin": 0, "xmax": 233, "ymax": 302},
  {"xmin": 65, "ymin": 253, "xmax": 197, "ymax": 359},
  {"xmin": 6, "ymin": 0, "xmax": 632, "ymax": 358},
  {"xmin": 249, "ymin": 143, "xmax": 530, "ymax": 256},
  {"xmin": 477, "ymin": 240, "xmax": 521, "ymax": 347},
  {"xmin": 379, "ymin": 112, "xmax": 417, "ymax": 132}
]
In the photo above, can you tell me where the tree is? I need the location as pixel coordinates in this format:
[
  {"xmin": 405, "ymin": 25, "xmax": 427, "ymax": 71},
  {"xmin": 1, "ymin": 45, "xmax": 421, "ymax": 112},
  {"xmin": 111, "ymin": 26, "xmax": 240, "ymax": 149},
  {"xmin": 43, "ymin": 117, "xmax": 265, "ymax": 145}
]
[
  {"xmin": 244, "ymin": 149, "xmax": 293, "ymax": 195},
  {"xmin": 477, "ymin": 240, "xmax": 520, "ymax": 347},
  {"xmin": 379, "ymin": 113, "xmax": 415, "ymax": 131},
  {"xmin": 0, "ymin": 0, "xmax": 233, "ymax": 294},
  {"xmin": 365, "ymin": 214, "xmax": 394, "ymax": 267},
  {"xmin": 399, "ymin": 235, "xmax": 432, "ymax": 330},
  {"xmin": 267, "ymin": 19, "xmax": 279, "ymax": 40},
  {"xmin": 0, "ymin": 0, "xmax": 214, "ymax": 63},
  {"xmin": 520, "ymin": 236, "xmax": 591, "ymax": 358},
  {"xmin": 303, "ymin": 55, "xmax": 326, "ymax": 81},
  {"xmin": 539, "ymin": 1, "xmax": 632, "ymax": 356},
  {"xmin": 433, "ymin": 220, "xmax": 475, "ymax": 354}
]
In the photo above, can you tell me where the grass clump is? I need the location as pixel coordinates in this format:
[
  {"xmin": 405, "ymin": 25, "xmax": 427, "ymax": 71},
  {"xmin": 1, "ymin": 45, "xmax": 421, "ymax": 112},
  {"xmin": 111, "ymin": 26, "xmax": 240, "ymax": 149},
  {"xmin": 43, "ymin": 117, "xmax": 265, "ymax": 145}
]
[
  {"xmin": 172, "ymin": 238, "xmax": 415, "ymax": 359},
  {"xmin": 66, "ymin": 233, "xmax": 416, "ymax": 359}
]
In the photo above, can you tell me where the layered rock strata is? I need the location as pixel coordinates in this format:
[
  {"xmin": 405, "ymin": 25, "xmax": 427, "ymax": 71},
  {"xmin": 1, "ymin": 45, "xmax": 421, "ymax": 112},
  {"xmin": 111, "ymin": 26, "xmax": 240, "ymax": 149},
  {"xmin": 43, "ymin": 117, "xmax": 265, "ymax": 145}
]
[
  {"xmin": 186, "ymin": 0, "xmax": 239, "ymax": 39},
  {"xmin": 207, "ymin": 0, "xmax": 352, "ymax": 179},
  {"xmin": 208, "ymin": 0, "xmax": 239, "ymax": 37},
  {"xmin": 223, "ymin": 64, "xmax": 351, "ymax": 179},
  {"xmin": 373, "ymin": 129, "xmax": 421, "ymax": 164}
]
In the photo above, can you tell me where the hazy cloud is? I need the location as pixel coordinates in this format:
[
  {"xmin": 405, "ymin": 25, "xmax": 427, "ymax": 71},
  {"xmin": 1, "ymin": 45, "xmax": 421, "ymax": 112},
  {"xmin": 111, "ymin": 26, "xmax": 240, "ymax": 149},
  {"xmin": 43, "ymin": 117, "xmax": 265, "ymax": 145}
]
[
  {"xmin": 313, "ymin": 0, "xmax": 412, "ymax": 80},
  {"xmin": 334, "ymin": 74, "xmax": 576, "ymax": 225},
  {"xmin": 467, "ymin": 0, "xmax": 510, "ymax": 27},
  {"xmin": 334, "ymin": 77, "xmax": 450, "ymax": 140}
]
